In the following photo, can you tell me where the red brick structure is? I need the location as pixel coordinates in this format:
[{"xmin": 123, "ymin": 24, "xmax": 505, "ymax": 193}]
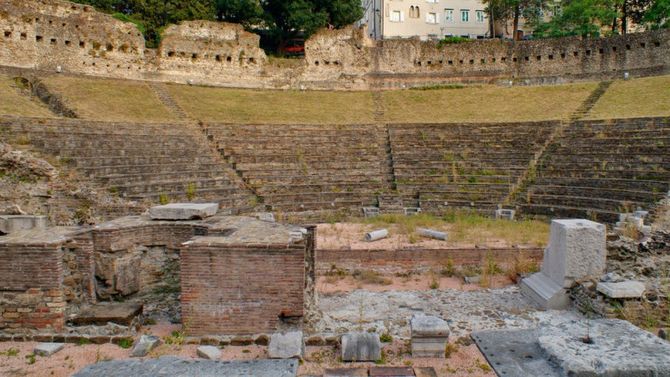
[{"xmin": 181, "ymin": 222, "xmax": 311, "ymax": 336}]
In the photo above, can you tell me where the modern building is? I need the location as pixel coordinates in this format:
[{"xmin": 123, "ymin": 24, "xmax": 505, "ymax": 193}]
[{"xmin": 361, "ymin": 0, "xmax": 489, "ymax": 40}]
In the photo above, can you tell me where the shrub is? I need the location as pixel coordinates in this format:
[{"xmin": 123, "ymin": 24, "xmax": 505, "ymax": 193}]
[
  {"xmin": 380, "ymin": 332, "xmax": 393, "ymax": 343},
  {"xmin": 118, "ymin": 338, "xmax": 133, "ymax": 349}
]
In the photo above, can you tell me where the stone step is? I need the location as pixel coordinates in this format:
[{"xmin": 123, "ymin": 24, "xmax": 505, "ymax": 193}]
[{"xmin": 519, "ymin": 272, "xmax": 570, "ymax": 310}]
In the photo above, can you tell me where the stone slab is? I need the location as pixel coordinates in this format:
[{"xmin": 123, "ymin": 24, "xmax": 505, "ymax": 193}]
[
  {"xmin": 34, "ymin": 343, "xmax": 65, "ymax": 357},
  {"xmin": 596, "ymin": 281, "xmax": 646, "ymax": 298},
  {"xmin": 196, "ymin": 345, "xmax": 221, "ymax": 360},
  {"xmin": 471, "ymin": 329, "xmax": 561, "ymax": 377},
  {"xmin": 73, "ymin": 357, "xmax": 299, "ymax": 377},
  {"xmin": 148, "ymin": 203, "xmax": 218, "ymax": 220},
  {"xmin": 341, "ymin": 332, "xmax": 382, "ymax": 362},
  {"xmin": 411, "ymin": 314, "xmax": 450, "ymax": 338},
  {"xmin": 413, "ymin": 367, "xmax": 437, "ymax": 377},
  {"xmin": 519, "ymin": 272, "xmax": 570, "ymax": 310},
  {"xmin": 130, "ymin": 335, "xmax": 161, "ymax": 357},
  {"xmin": 324, "ymin": 368, "xmax": 368, "ymax": 377},
  {"xmin": 71, "ymin": 302, "xmax": 143, "ymax": 326},
  {"xmin": 269, "ymin": 331, "xmax": 304, "ymax": 359},
  {"xmin": 369, "ymin": 366, "xmax": 415, "ymax": 376},
  {"xmin": 0, "ymin": 215, "xmax": 47, "ymax": 234},
  {"xmin": 542, "ymin": 219, "xmax": 606, "ymax": 288},
  {"xmin": 538, "ymin": 319, "xmax": 670, "ymax": 376}
]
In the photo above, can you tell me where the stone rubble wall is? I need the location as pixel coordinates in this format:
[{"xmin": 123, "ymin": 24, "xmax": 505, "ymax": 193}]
[{"xmin": 1, "ymin": 0, "xmax": 669, "ymax": 89}]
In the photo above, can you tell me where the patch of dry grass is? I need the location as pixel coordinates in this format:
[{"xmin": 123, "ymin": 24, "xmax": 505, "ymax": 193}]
[
  {"xmin": 41, "ymin": 76, "xmax": 176, "ymax": 123},
  {"xmin": 167, "ymin": 85, "xmax": 375, "ymax": 124},
  {"xmin": 587, "ymin": 75, "xmax": 670, "ymax": 119},
  {"xmin": 360, "ymin": 212, "xmax": 550, "ymax": 247},
  {"xmin": 0, "ymin": 76, "xmax": 53, "ymax": 118},
  {"xmin": 381, "ymin": 82, "xmax": 598, "ymax": 123}
]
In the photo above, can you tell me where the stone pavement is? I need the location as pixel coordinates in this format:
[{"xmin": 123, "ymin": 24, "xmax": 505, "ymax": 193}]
[{"xmin": 73, "ymin": 356, "xmax": 299, "ymax": 377}]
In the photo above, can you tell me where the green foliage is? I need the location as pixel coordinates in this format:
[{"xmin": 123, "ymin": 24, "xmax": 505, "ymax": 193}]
[
  {"xmin": 0, "ymin": 348, "xmax": 19, "ymax": 357},
  {"xmin": 25, "ymin": 353, "xmax": 36, "ymax": 365},
  {"xmin": 534, "ymin": 0, "xmax": 621, "ymax": 38},
  {"xmin": 437, "ymin": 36, "xmax": 472, "ymax": 47},
  {"xmin": 216, "ymin": 0, "xmax": 264, "ymax": 26},
  {"xmin": 379, "ymin": 332, "xmax": 393, "ymax": 343},
  {"xmin": 164, "ymin": 330, "xmax": 185, "ymax": 345},
  {"xmin": 643, "ymin": 0, "xmax": 670, "ymax": 28},
  {"xmin": 159, "ymin": 193, "xmax": 170, "ymax": 205},
  {"xmin": 185, "ymin": 182, "xmax": 197, "ymax": 201},
  {"xmin": 118, "ymin": 338, "xmax": 134, "ymax": 349},
  {"xmin": 113, "ymin": 12, "xmax": 146, "ymax": 35}
]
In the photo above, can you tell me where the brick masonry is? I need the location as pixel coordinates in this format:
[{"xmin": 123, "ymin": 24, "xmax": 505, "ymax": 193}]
[{"xmin": 181, "ymin": 243, "xmax": 307, "ymax": 336}]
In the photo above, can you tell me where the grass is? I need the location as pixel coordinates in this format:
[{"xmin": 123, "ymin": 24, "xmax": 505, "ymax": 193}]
[
  {"xmin": 41, "ymin": 76, "xmax": 176, "ymax": 123},
  {"xmin": 359, "ymin": 212, "xmax": 549, "ymax": 247},
  {"xmin": 382, "ymin": 82, "xmax": 597, "ymax": 123},
  {"xmin": 587, "ymin": 75, "xmax": 670, "ymax": 119},
  {"xmin": 0, "ymin": 75, "xmax": 54, "ymax": 117},
  {"xmin": 166, "ymin": 85, "xmax": 375, "ymax": 124}
]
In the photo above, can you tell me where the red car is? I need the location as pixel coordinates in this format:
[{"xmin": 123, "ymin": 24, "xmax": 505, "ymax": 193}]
[{"xmin": 279, "ymin": 39, "xmax": 305, "ymax": 57}]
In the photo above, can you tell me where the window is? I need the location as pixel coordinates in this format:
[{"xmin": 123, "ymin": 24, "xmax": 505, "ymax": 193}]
[
  {"xmin": 409, "ymin": 6, "xmax": 420, "ymax": 18},
  {"xmin": 445, "ymin": 9, "xmax": 454, "ymax": 22},
  {"xmin": 390, "ymin": 10, "xmax": 402, "ymax": 22},
  {"xmin": 410, "ymin": 6, "xmax": 415, "ymax": 18},
  {"xmin": 426, "ymin": 0, "xmax": 438, "ymax": 3},
  {"xmin": 476, "ymin": 10, "xmax": 485, "ymax": 23},
  {"xmin": 426, "ymin": 12, "xmax": 437, "ymax": 24},
  {"xmin": 461, "ymin": 9, "xmax": 469, "ymax": 22}
]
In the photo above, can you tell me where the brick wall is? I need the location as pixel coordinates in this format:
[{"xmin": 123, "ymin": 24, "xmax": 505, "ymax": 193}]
[
  {"xmin": 181, "ymin": 243, "xmax": 306, "ymax": 336},
  {"xmin": 0, "ymin": 244, "xmax": 66, "ymax": 331},
  {"xmin": 317, "ymin": 247, "xmax": 543, "ymax": 274}
]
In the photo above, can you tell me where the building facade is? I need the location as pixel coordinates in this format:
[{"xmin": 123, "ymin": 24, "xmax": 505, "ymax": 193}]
[{"xmin": 361, "ymin": 0, "xmax": 489, "ymax": 40}]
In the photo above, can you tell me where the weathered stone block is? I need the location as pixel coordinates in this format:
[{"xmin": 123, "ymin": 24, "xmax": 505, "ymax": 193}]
[
  {"xmin": 149, "ymin": 203, "xmax": 218, "ymax": 220},
  {"xmin": 34, "ymin": 342, "xmax": 64, "ymax": 356},
  {"xmin": 596, "ymin": 281, "xmax": 646, "ymax": 298},
  {"xmin": 324, "ymin": 368, "xmax": 368, "ymax": 377},
  {"xmin": 269, "ymin": 331, "xmax": 304, "ymax": 359},
  {"xmin": 411, "ymin": 314, "xmax": 450, "ymax": 358},
  {"xmin": 0, "ymin": 215, "xmax": 47, "ymax": 234},
  {"xmin": 131, "ymin": 335, "xmax": 161, "ymax": 357},
  {"xmin": 341, "ymin": 332, "xmax": 381, "ymax": 362},
  {"xmin": 520, "ymin": 272, "xmax": 570, "ymax": 310},
  {"xmin": 369, "ymin": 367, "xmax": 415, "ymax": 376},
  {"xmin": 538, "ymin": 319, "xmax": 670, "ymax": 377},
  {"xmin": 196, "ymin": 345, "xmax": 221, "ymax": 360},
  {"xmin": 542, "ymin": 219, "xmax": 606, "ymax": 288}
]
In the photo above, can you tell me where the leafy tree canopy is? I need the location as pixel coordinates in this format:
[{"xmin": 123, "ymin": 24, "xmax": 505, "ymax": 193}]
[
  {"xmin": 643, "ymin": 0, "xmax": 670, "ymax": 28},
  {"xmin": 534, "ymin": 0, "xmax": 621, "ymax": 38}
]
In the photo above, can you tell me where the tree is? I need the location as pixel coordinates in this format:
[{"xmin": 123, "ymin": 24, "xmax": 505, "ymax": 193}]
[
  {"xmin": 534, "ymin": 0, "xmax": 621, "ymax": 38},
  {"xmin": 215, "ymin": 0, "xmax": 264, "ymax": 26},
  {"xmin": 643, "ymin": 0, "xmax": 670, "ymax": 28}
]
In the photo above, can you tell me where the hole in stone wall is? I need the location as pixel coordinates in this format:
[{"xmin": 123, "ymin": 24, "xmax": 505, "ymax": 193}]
[
  {"xmin": 333, "ymin": 60, "xmax": 339, "ymax": 65},
  {"xmin": 62, "ymin": 23, "xmax": 66, "ymax": 27},
  {"xmin": 49, "ymin": 20, "xmax": 53, "ymax": 25},
  {"xmin": 612, "ymin": 47, "xmax": 617, "ymax": 52},
  {"xmin": 64, "ymin": 40, "xmax": 71, "ymax": 47},
  {"xmin": 491, "ymin": 58, "xmax": 496, "ymax": 63},
  {"xmin": 626, "ymin": 44, "xmax": 631, "ymax": 50},
  {"xmin": 50, "ymin": 38, "xmax": 57, "ymax": 45},
  {"xmin": 640, "ymin": 42, "xmax": 646, "ymax": 48},
  {"xmin": 325, "ymin": 61, "xmax": 330, "ymax": 65},
  {"xmin": 448, "ymin": 60, "xmax": 453, "ymax": 65},
  {"xmin": 512, "ymin": 57, "xmax": 517, "ymax": 62},
  {"xmin": 249, "ymin": 57, "xmax": 256, "ymax": 64},
  {"xmin": 586, "ymin": 50, "xmax": 591, "ymax": 56},
  {"xmin": 79, "ymin": 41, "xmax": 85, "ymax": 48},
  {"xmin": 536, "ymin": 55, "xmax": 541, "ymax": 61},
  {"xmin": 106, "ymin": 43, "xmax": 113, "ymax": 51},
  {"xmin": 524, "ymin": 56, "xmax": 529, "ymax": 61},
  {"xmin": 179, "ymin": 52, "xmax": 186, "ymax": 57},
  {"xmin": 4, "ymin": 31, "xmax": 11, "ymax": 38},
  {"xmin": 469, "ymin": 59, "xmax": 474, "ymax": 64},
  {"xmin": 654, "ymin": 41, "xmax": 660, "ymax": 47},
  {"xmin": 501, "ymin": 57, "xmax": 506, "ymax": 62},
  {"xmin": 427, "ymin": 60, "xmax": 432, "ymax": 65},
  {"xmin": 20, "ymin": 32, "xmax": 27, "ymax": 40},
  {"xmin": 480, "ymin": 58, "xmax": 485, "ymax": 64},
  {"xmin": 561, "ymin": 53, "xmax": 566, "ymax": 59},
  {"xmin": 192, "ymin": 53, "xmax": 198, "ymax": 60},
  {"xmin": 215, "ymin": 54, "xmax": 222, "ymax": 62},
  {"xmin": 573, "ymin": 51, "xmax": 579, "ymax": 57},
  {"xmin": 548, "ymin": 54, "xmax": 553, "ymax": 60},
  {"xmin": 167, "ymin": 51, "xmax": 175, "ymax": 57},
  {"xmin": 226, "ymin": 56, "xmax": 232, "ymax": 62},
  {"xmin": 599, "ymin": 48, "xmax": 604, "ymax": 54},
  {"xmin": 314, "ymin": 61, "xmax": 319, "ymax": 66},
  {"xmin": 119, "ymin": 44, "xmax": 128, "ymax": 53}
]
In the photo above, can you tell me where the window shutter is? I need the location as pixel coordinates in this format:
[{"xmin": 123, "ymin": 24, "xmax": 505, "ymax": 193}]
[
  {"xmin": 436, "ymin": 13, "xmax": 440, "ymax": 23},
  {"xmin": 400, "ymin": 11, "xmax": 405, "ymax": 22}
]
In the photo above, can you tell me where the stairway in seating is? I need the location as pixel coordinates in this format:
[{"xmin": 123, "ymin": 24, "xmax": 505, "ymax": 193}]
[
  {"xmin": 504, "ymin": 81, "xmax": 613, "ymax": 205},
  {"xmin": 149, "ymin": 82, "xmax": 189, "ymax": 121},
  {"xmin": 373, "ymin": 90, "xmax": 399, "ymax": 193},
  {"xmin": 378, "ymin": 194, "xmax": 405, "ymax": 214}
]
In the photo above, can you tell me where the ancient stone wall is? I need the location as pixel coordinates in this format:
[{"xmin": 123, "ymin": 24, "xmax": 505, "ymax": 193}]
[
  {"xmin": 181, "ymin": 243, "xmax": 306, "ymax": 336},
  {"xmin": 2, "ymin": 0, "xmax": 669, "ymax": 89}
]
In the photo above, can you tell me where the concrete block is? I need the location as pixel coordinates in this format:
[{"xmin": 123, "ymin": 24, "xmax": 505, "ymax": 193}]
[
  {"xmin": 520, "ymin": 272, "xmax": 570, "ymax": 310},
  {"xmin": 596, "ymin": 281, "xmax": 646, "ymax": 298},
  {"xmin": 196, "ymin": 345, "xmax": 221, "ymax": 360},
  {"xmin": 34, "ymin": 343, "xmax": 64, "ymax": 356},
  {"xmin": 148, "ymin": 203, "xmax": 218, "ymax": 220},
  {"xmin": 131, "ymin": 335, "xmax": 161, "ymax": 357},
  {"xmin": 269, "ymin": 331, "xmax": 304, "ymax": 359},
  {"xmin": 0, "ymin": 215, "xmax": 47, "ymax": 234},
  {"xmin": 542, "ymin": 219, "xmax": 606, "ymax": 288},
  {"xmin": 341, "ymin": 332, "xmax": 382, "ymax": 362}
]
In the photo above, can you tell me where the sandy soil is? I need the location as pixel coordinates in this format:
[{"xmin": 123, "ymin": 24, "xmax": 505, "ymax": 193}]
[
  {"xmin": 317, "ymin": 223, "xmax": 515, "ymax": 250},
  {"xmin": 317, "ymin": 272, "xmax": 514, "ymax": 294}
]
